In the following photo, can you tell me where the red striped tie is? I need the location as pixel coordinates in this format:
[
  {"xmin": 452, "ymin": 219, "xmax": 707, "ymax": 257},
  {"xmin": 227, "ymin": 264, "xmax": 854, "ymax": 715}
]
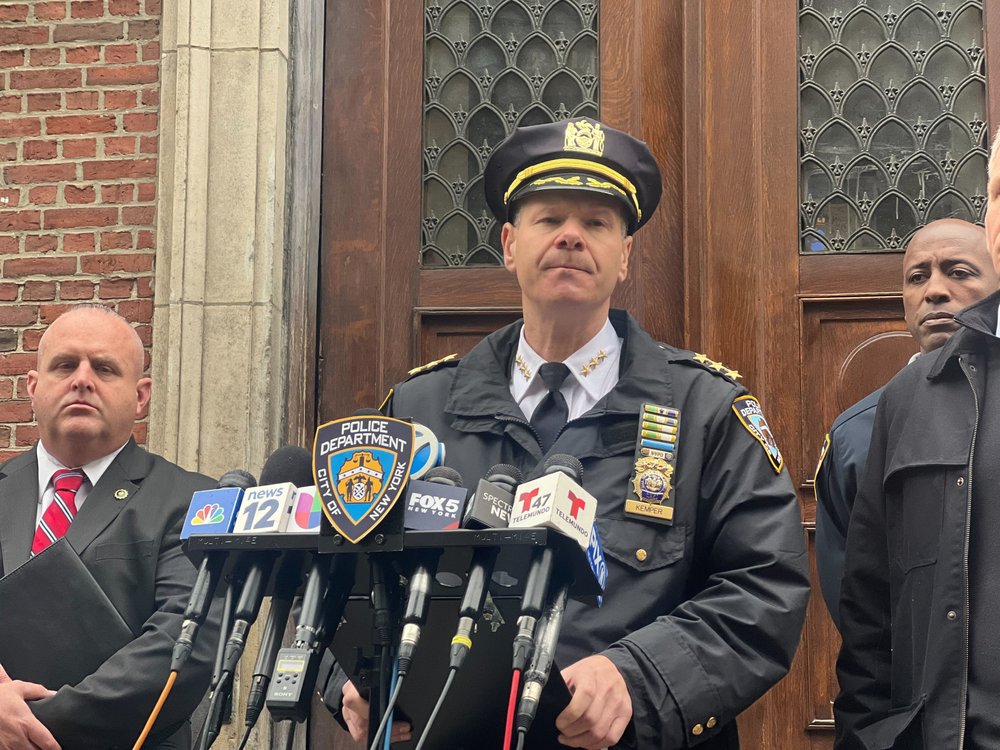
[{"xmin": 32, "ymin": 468, "xmax": 85, "ymax": 556}]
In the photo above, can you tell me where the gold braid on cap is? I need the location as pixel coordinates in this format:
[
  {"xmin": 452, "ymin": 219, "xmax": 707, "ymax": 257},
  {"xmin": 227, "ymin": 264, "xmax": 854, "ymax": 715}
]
[{"xmin": 503, "ymin": 158, "xmax": 641, "ymax": 221}]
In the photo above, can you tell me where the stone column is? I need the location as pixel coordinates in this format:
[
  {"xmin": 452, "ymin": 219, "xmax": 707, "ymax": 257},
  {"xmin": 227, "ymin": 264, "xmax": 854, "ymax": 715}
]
[
  {"xmin": 151, "ymin": 1, "xmax": 292, "ymax": 749},
  {"xmin": 151, "ymin": 0, "xmax": 289, "ymax": 478}
]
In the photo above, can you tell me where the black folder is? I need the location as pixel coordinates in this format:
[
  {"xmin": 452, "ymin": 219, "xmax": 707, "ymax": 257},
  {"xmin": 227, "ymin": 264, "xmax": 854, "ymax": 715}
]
[{"xmin": 0, "ymin": 538, "xmax": 133, "ymax": 688}]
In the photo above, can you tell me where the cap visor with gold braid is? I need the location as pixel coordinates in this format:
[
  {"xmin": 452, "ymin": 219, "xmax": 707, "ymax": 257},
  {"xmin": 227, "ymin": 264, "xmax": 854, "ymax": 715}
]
[{"xmin": 484, "ymin": 118, "xmax": 663, "ymax": 234}]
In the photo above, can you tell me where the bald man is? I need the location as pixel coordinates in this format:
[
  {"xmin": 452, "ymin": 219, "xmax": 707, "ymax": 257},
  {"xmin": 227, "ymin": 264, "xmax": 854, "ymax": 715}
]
[
  {"xmin": 0, "ymin": 305, "xmax": 217, "ymax": 750},
  {"xmin": 834, "ymin": 150, "xmax": 1000, "ymax": 747},
  {"xmin": 815, "ymin": 219, "xmax": 998, "ymax": 629}
]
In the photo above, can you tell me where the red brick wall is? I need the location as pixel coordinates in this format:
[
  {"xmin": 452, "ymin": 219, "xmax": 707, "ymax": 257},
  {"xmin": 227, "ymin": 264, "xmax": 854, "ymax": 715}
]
[{"xmin": 0, "ymin": 0, "xmax": 161, "ymax": 462}]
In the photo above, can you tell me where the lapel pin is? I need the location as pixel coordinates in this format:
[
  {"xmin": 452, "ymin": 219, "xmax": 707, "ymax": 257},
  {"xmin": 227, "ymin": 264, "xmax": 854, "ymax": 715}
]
[{"xmin": 114, "ymin": 488, "xmax": 130, "ymax": 501}]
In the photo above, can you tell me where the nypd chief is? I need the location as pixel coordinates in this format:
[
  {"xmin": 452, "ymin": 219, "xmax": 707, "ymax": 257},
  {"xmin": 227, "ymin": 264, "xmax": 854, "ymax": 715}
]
[{"xmin": 341, "ymin": 119, "xmax": 810, "ymax": 749}]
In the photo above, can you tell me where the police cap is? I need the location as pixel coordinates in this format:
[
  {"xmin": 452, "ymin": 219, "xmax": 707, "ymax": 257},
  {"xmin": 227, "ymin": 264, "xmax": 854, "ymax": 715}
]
[{"xmin": 483, "ymin": 117, "xmax": 662, "ymax": 234}]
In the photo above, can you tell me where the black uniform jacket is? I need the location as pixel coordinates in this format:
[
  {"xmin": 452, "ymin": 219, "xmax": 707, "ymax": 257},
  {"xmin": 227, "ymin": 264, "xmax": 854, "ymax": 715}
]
[
  {"xmin": 834, "ymin": 291, "xmax": 1000, "ymax": 750},
  {"xmin": 0, "ymin": 439, "xmax": 217, "ymax": 750},
  {"xmin": 815, "ymin": 387, "xmax": 882, "ymax": 629},
  {"xmin": 387, "ymin": 310, "xmax": 809, "ymax": 749}
]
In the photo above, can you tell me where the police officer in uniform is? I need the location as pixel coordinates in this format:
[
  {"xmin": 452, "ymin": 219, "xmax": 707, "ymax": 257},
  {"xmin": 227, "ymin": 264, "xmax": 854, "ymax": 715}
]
[{"xmin": 338, "ymin": 119, "xmax": 810, "ymax": 749}]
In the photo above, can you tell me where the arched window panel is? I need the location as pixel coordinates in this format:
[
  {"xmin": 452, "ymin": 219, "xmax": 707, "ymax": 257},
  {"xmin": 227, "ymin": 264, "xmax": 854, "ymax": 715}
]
[
  {"xmin": 801, "ymin": 157, "xmax": 834, "ymax": 204},
  {"xmin": 951, "ymin": 5, "xmax": 985, "ymax": 61},
  {"xmin": 897, "ymin": 154, "xmax": 945, "ymax": 207},
  {"xmin": 844, "ymin": 228, "xmax": 884, "ymax": 252},
  {"xmin": 926, "ymin": 189, "xmax": 976, "ymax": 222},
  {"xmin": 870, "ymin": 191, "xmax": 919, "ymax": 241},
  {"xmin": 422, "ymin": 0, "xmax": 599, "ymax": 267},
  {"xmin": 839, "ymin": 8, "xmax": 885, "ymax": 57},
  {"xmin": 953, "ymin": 151, "xmax": 988, "ymax": 218},
  {"xmin": 813, "ymin": 46, "xmax": 861, "ymax": 93},
  {"xmin": 841, "ymin": 81, "xmax": 888, "ymax": 129},
  {"xmin": 799, "ymin": 0, "xmax": 986, "ymax": 253},
  {"xmin": 801, "ymin": 83, "xmax": 835, "ymax": 129},
  {"xmin": 894, "ymin": 6, "xmax": 940, "ymax": 52}
]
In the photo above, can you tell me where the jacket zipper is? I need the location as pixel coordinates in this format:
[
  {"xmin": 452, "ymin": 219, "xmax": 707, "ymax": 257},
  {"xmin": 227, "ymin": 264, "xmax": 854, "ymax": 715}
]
[{"xmin": 957, "ymin": 356, "xmax": 980, "ymax": 750}]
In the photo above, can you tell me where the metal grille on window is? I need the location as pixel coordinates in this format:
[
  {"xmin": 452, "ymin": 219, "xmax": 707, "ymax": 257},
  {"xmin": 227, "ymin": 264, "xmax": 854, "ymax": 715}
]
[
  {"xmin": 422, "ymin": 1, "xmax": 599, "ymax": 267},
  {"xmin": 799, "ymin": 0, "xmax": 987, "ymax": 253}
]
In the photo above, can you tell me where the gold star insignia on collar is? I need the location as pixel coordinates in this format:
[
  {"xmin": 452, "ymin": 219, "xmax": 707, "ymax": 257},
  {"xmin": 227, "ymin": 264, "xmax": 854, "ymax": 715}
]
[
  {"xmin": 725, "ymin": 368, "xmax": 742, "ymax": 379},
  {"xmin": 580, "ymin": 349, "xmax": 607, "ymax": 377},
  {"xmin": 694, "ymin": 353, "xmax": 711, "ymax": 364},
  {"xmin": 515, "ymin": 354, "xmax": 532, "ymax": 381}
]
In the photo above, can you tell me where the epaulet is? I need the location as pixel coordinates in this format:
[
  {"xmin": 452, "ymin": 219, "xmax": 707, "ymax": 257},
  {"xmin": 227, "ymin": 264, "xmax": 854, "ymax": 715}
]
[
  {"xmin": 405, "ymin": 353, "xmax": 459, "ymax": 379},
  {"xmin": 672, "ymin": 349, "xmax": 743, "ymax": 385},
  {"xmin": 378, "ymin": 353, "xmax": 460, "ymax": 412}
]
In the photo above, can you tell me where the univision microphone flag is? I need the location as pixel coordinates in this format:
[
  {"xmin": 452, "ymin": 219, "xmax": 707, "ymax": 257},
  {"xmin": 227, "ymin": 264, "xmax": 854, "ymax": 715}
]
[{"xmin": 313, "ymin": 415, "xmax": 413, "ymax": 543}]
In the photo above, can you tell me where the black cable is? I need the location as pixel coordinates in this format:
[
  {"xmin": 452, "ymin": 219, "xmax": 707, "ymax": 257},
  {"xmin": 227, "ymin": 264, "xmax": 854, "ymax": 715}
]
[
  {"xmin": 196, "ymin": 669, "xmax": 233, "ymax": 750},
  {"xmin": 412, "ymin": 668, "xmax": 457, "ymax": 750},
  {"xmin": 368, "ymin": 673, "xmax": 406, "ymax": 750},
  {"xmin": 515, "ymin": 728, "xmax": 526, "ymax": 750}
]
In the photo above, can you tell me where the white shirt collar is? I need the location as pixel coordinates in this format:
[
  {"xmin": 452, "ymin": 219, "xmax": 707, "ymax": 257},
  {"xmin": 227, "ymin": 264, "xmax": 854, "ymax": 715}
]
[
  {"xmin": 510, "ymin": 319, "xmax": 622, "ymax": 423},
  {"xmin": 36, "ymin": 440, "xmax": 128, "ymax": 501},
  {"xmin": 996, "ymin": 303, "xmax": 1000, "ymax": 337}
]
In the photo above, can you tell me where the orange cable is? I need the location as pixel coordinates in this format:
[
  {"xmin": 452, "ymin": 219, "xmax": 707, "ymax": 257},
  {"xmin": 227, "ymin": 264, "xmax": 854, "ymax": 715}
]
[{"xmin": 131, "ymin": 670, "xmax": 177, "ymax": 750}]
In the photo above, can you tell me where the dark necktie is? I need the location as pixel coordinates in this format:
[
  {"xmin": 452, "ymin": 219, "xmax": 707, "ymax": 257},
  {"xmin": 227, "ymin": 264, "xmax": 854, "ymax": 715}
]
[{"xmin": 530, "ymin": 362, "xmax": 571, "ymax": 452}]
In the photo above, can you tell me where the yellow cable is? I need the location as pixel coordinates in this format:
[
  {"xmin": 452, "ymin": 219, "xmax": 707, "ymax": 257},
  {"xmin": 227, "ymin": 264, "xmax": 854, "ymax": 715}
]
[{"xmin": 132, "ymin": 670, "xmax": 177, "ymax": 750}]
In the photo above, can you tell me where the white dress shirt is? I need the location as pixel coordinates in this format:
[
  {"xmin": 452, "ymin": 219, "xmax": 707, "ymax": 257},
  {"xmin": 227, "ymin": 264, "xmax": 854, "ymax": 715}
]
[
  {"xmin": 35, "ymin": 441, "xmax": 128, "ymax": 526},
  {"xmin": 510, "ymin": 318, "xmax": 623, "ymax": 423}
]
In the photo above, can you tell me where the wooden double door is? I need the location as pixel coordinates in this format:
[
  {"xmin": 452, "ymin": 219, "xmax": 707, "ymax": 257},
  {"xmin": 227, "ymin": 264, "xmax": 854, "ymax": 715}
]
[{"xmin": 314, "ymin": 1, "xmax": 1000, "ymax": 747}]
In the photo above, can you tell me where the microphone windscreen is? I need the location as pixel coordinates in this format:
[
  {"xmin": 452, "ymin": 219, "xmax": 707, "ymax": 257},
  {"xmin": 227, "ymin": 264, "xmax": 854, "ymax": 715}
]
[
  {"xmin": 543, "ymin": 454, "xmax": 584, "ymax": 483},
  {"xmin": 219, "ymin": 469, "xmax": 257, "ymax": 489},
  {"xmin": 259, "ymin": 445, "xmax": 314, "ymax": 487},
  {"xmin": 486, "ymin": 463, "xmax": 523, "ymax": 485},
  {"xmin": 423, "ymin": 465, "xmax": 463, "ymax": 487}
]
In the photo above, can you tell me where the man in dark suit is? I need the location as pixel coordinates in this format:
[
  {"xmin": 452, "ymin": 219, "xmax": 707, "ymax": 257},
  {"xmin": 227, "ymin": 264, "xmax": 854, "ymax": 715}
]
[{"xmin": 0, "ymin": 305, "xmax": 217, "ymax": 749}]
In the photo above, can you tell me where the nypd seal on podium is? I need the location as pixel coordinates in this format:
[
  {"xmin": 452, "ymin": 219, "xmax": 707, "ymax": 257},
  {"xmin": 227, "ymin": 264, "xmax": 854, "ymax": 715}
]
[{"xmin": 313, "ymin": 415, "xmax": 413, "ymax": 543}]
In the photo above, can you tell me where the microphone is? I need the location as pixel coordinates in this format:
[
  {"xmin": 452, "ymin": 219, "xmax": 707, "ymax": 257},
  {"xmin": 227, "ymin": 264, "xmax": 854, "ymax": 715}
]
[
  {"xmin": 403, "ymin": 465, "xmax": 468, "ymax": 531},
  {"xmin": 447, "ymin": 465, "xmax": 518, "ymax": 671},
  {"xmin": 398, "ymin": 466, "xmax": 466, "ymax": 672},
  {"xmin": 267, "ymin": 553, "xmax": 356, "ymax": 723},
  {"xmin": 516, "ymin": 583, "xmax": 569, "ymax": 738},
  {"xmin": 240, "ymin": 447, "xmax": 314, "ymax": 739},
  {"xmin": 509, "ymin": 455, "xmax": 596, "ymax": 672},
  {"xmin": 172, "ymin": 469, "xmax": 257, "ymax": 673},
  {"xmin": 462, "ymin": 464, "xmax": 521, "ymax": 529},
  {"xmin": 508, "ymin": 454, "xmax": 596, "ymax": 549},
  {"xmin": 220, "ymin": 446, "xmax": 316, "ymax": 677}
]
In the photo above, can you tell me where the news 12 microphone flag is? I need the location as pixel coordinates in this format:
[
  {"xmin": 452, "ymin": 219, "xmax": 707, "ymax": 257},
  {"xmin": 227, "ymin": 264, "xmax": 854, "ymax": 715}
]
[{"xmin": 312, "ymin": 415, "xmax": 414, "ymax": 543}]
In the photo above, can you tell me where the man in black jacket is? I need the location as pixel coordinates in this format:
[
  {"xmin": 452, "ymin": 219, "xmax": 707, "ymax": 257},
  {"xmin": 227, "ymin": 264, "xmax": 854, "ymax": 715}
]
[
  {"xmin": 834, "ymin": 135, "xmax": 1000, "ymax": 748},
  {"xmin": 814, "ymin": 219, "xmax": 997, "ymax": 629},
  {"xmin": 336, "ymin": 119, "xmax": 809, "ymax": 749}
]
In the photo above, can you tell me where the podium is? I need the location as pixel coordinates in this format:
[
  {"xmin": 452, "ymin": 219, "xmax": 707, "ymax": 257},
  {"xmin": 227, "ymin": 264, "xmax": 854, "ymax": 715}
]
[{"xmin": 185, "ymin": 527, "xmax": 601, "ymax": 749}]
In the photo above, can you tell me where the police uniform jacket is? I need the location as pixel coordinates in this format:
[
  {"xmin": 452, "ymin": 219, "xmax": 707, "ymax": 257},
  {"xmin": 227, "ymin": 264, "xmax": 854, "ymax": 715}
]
[
  {"xmin": 388, "ymin": 310, "xmax": 809, "ymax": 749},
  {"xmin": 815, "ymin": 387, "xmax": 882, "ymax": 629},
  {"xmin": 835, "ymin": 290, "xmax": 1000, "ymax": 750}
]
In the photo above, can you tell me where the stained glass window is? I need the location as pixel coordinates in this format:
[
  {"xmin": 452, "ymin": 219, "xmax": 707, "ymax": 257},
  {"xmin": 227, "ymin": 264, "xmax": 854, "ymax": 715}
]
[
  {"xmin": 422, "ymin": 1, "xmax": 599, "ymax": 267},
  {"xmin": 799, "ymin": 0, "xmax": 987, "ymax": 253}
]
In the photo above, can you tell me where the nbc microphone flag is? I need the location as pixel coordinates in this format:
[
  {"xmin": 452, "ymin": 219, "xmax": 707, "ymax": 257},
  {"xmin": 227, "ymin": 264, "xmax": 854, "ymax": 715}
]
[{"xmin": 180, "ymin": 487, "xmax": 246, "ymax": 539}]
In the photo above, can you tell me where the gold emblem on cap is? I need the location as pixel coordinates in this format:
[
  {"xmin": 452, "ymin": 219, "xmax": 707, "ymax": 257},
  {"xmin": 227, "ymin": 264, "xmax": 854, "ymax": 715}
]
[
  {"xmin": 564, "ymin": 120, "xmax": 605, "ymax": 156},
  {"xmin": 114, "ymin": 488, "xmax": 129, "ymax": 501}
]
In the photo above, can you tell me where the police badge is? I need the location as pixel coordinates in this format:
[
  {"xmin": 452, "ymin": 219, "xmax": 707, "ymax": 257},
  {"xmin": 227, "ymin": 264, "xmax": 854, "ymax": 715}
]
[
  {"xmin": 313, "ymin": 415, "xmax": 413, "ymax": 544},
  {"xmin": 625, "ymin": 403, "xmax": 680, "ymax": 525}
]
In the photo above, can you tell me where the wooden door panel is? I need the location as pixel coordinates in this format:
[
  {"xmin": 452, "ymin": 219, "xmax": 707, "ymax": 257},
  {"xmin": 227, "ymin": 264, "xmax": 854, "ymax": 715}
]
[
  {"xmin": 416, "ymin": 310, "xmax": 521, "ymax": 364},
  {"xmin": 799, "ymin": 296, "xmax": 917, "ymax": 496}
]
